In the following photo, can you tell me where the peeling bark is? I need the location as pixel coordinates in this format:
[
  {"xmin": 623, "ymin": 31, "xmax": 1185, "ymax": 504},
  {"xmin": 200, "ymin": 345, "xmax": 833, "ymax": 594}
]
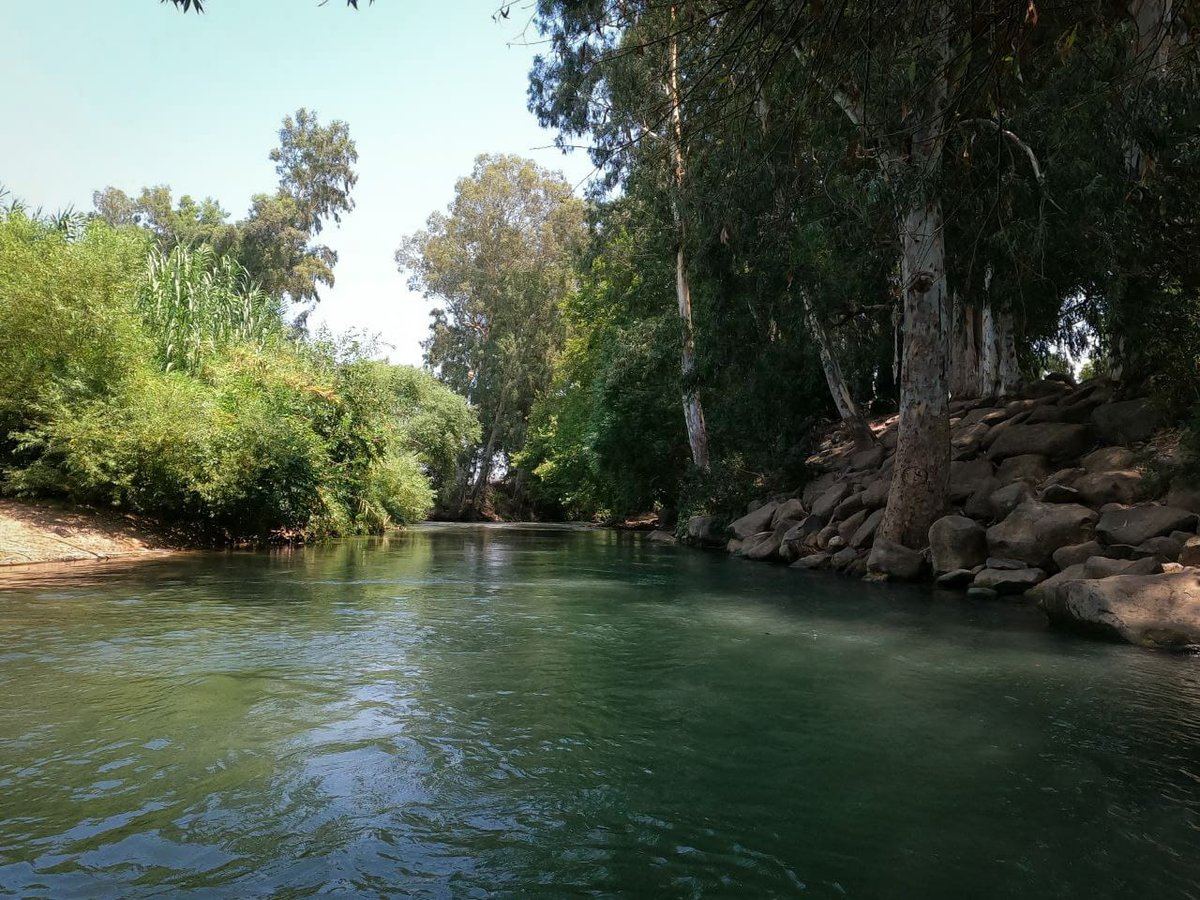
[{"xmin": 798, "ymin": 283, "xmax": 875, "ymax": 450}]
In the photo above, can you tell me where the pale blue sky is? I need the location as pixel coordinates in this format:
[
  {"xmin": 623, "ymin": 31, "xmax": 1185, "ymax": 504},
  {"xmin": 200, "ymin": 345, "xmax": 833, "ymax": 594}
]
[{"xmin": 1, "ymin": 0, "xmax": 594, "ymax": 364}]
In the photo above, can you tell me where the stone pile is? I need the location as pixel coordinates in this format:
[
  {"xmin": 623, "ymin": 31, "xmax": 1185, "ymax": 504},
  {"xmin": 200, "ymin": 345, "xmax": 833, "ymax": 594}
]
[{"xmin": 686, "ymin": 379, "xmax": 1200, "ymax": 649}]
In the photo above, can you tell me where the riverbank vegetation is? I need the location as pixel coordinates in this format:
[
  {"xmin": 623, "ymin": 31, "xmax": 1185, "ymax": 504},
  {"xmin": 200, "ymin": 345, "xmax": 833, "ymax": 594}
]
[
  {"xmin": 389, "ymin": 2, "xmax": 1200, "ymax": 546},
  {"xmin": 0, "ymin": 109, "xmax": 477, "ymax": 541}
]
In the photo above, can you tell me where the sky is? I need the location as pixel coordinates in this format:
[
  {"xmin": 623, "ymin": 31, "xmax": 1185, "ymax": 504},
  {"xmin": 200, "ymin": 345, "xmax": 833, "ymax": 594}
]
[{"xmin": 0, "ymin": 0, "xmax": 595, "ymax": 365}]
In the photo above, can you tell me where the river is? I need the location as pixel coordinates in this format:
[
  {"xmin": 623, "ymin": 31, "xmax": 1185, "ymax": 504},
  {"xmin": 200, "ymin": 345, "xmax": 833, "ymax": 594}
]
[{"xmin": 1, "ymin": 524, "xmax": 1198, "ymax": 898}]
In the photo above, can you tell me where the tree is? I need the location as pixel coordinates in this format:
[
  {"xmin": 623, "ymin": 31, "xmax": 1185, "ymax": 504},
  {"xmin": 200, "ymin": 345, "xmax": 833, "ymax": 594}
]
[
  {"xmin": 270, "ymin": 108, "xmax": 358, "ymax": 235},
  {"xmin": 397, "ymin": 154, "xmax": 586, "ymax": 516}
]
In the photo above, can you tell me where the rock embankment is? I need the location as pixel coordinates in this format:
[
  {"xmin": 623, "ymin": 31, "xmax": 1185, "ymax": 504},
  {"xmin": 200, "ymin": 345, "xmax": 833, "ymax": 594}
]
[{"xmin": 687, "ymin": 379, "xmax": 1200, "ymax": 650}]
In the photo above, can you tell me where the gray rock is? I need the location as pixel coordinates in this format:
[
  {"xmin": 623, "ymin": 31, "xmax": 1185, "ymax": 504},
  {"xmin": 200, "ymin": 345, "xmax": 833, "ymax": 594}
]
[
  {"xmin": 1041, "ymin": 483, "xmax": 1082, "ymax": 504},
  {"xmin": 866, "ymin": 539, "xmax": 925, "ymax": 581},
  {"xmin": 791, "ymin": 553, "xmax": 831, "ymax": 570},
  {"xmin": 1040, "ymin": 571, "xmax": 1200, "ymax": 648},
  {"xmin": 964, "ymin": 478, "xmax": 1003, "ymax": 520},
  {"xmin": 742, "ymin": 531, "xmax": 782, "ymax": 560},
  {"xmin": 647, "ymin": 530, "xmax": 677, "ymax": 544},
  {"xmin": 1027, "ymin": 563, "xmax": 1088, "ymax": 607},
  {"xmin": 966, "ymin": 587, "xmax": 1000, "ymax": 601},
  {"xmin": 1181, "ymin": 536, "xmax": 1200, "ymax": 568},
  {"xmin": 996, "ymin": 454, "xmax": 1053, "ymax": 485},
  {"xmin": 1083, "ymin": 555, "xmax": 1162, "ymax": 579},
  {"xmin": 949, "ymin": 458, "xmax": 996, "ymax": 503},
  {"xmin": 1136, "ymin": 535, "xmax": 1185, "ymax": 563},
  {"xmin": 1081, "ymin": 446, "xmax": 1136, "ymax": 472},
  {"xmin": 1072, "ymin": 470, "xmax": 1143, "ymax": 507},
  {"xmin": 771, "ymin": 498, "xmax": 807, "ymax": 529},
  {"xmin": 989, "ymin": 481, "xmax": 1034, "ymax": 520},
  {"xmin": 986, "ymin": 556, "xmax": 1029, "ymax": 570},
  {"xmin": 811, "ymin": 483, "xmax": 851, "ymax": 520},
  {"xmin": 973, "ymin": 566, "xmax": 1047, "ymax": 594},
  {"xmin": 827, "ymin": 535, "xmax": 847, "ymax": 552},
  {"xmin": 1091, "ymin": 399, "xmax": 1164, "ymax": 445},
  {"xmin": 830, "ymin": 546, "xmax": 861, "ymax": 571},
  {"xmin": 837, "ymin": 509, "xmax": 869, "ymax": 545},
  {"xmin": 929, "ymin": 515, "xmax": 988, "ymax": 574},
  {"xmin": 1095, "ymin": 505, "xmax": 1199, "ymax": 547},
  {"xmin": 730, "ymin": 502, "xmax": 780, "ymax": 540},
  {"xmin": 816, "ymin": 525, "xmax": 838, "ymax": 550},
  {"xmin": 987, "ymin": 423, "xmax": 1093, "ymax": 462},
  {"xmin": 861, "ymin": 477, "xmax": 893, "ymax": 510},
  {"xmin": 833, "ymin": 492, "xmax": 865, "ymax": 520},
  {"xmin": 959, "ymin": 406, "xmax": 1006, "ymax": 427},
  {"xmin": 951, "ymin": 422, "xmax": 991, "ymax": 458},
  {"xmin": 847, "ymin": 446, "xmax": 885, "ymax": 471},
  {"xmin": 1167, "ymin": 478, "xmax": 1200, "ymax": 515},
  {"xmin": 986, "ymin": 501, "xmax": 1098, "ymax": 568},
  {"xmin": 802, "ymin": 472, "xmax": 841, "ymax": 509},
  {"xmin": 1052, "ymin": 541, "xmax": 1106, "ymax": 571},
  {"xmin": 850, "ymin": 508, "xmax": 885, "ymax": 549},
  {"xmin": 685, "ymin": 515, "xmax": 725, "ymax": 547},
  {"xmin": 1024, "ymin": 404, "xmax": 1066, "ymax": 424},
  {"xmin": 727, "ymin": 539, "xmax": 744, "ymax": 554},
  {"xmin": 936, "ymin": 568, "xmax": 978, "ymax": 588}
]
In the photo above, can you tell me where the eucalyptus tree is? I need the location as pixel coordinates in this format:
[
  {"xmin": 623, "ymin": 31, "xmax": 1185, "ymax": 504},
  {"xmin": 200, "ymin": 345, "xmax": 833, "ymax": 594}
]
[{"xmin": 397, "ymin": 154, "xmax": 586, "ymax": 515}]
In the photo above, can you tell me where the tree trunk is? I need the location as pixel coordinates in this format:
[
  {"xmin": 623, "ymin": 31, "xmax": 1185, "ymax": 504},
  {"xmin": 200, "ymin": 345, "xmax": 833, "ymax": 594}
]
[
  {"xmin": 877, "ymin": 199, "xmax": 952, "ymax": 549},
  {"xmin": 465, "ymin": 396, "xmax": 506, "ymax": 515},
  {"xmin": 979, "ymin": 303, "xmax": 999, "ymax": 397},
  {"xmin": 948, "ymin": 292, "xmax": 980, "ymax": 400},
  {"xmin": 798, "ymin": 283, "xmax": 874, "ymax": 450},
  {"xmin": 667, "ymin": 12, "xmax": 711, "ymax": 473},
  {"xmin": 995, "ymin": 308, "xmax": 1020, "ymax": 397}
]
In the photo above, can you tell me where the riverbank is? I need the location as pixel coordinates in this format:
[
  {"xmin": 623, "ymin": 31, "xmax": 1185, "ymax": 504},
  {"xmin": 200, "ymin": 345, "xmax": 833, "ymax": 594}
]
[{"xmin": 0, "ymin": 499, "xmax": 184, "ymax": 567}]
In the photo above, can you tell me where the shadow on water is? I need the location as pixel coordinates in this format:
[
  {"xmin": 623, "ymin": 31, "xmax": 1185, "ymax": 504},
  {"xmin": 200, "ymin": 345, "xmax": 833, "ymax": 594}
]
[{"xmin": 1, "ymin": 524, "xmax": 1199, "ymax": 898}]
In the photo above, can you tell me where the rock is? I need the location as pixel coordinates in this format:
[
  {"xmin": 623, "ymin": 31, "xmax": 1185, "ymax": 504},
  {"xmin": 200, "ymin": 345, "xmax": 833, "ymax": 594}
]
[
  {"xmin": 811, "ymin": 483, "xmax": 851, "ymax": 520},
  {"xmin": 833, "ymin": 492, "xmax": 865, "ymax": 520},
  {"xmin": 830, "ymin": 546, "xmax": 861, "ymax": 571},
  {"xmin": 781, "ymin": 515, "xmax": 827, "ymax": 557},
  {"xmin": 1027, "ymin": 563, "xmax": 1088, "ymax": 607},
  {"xmin": 1082, "ymin": 555, "xmax": 1162, "ymax": 579},
  {"xmin": 989, "ymin": 482, "xmax": 1034, "ymax": 520},
  {"xmin": 963, "ymin": 478, "xmax": 1003, "ymax": 520},
  {"xmin": 1181, "ymin": 536, "xmax": 1200, "ymax": 567},
  {"xmin": 647, "ymin": 530, "xmax": 677, "ymax": 544},
  {"xmin": 959, "ymin": 406, "xmax": 1006, "ymax": 427},
  {"xmin": 951, "ymin": 422, "xmax": 991, "ymax": 458},
  {"xmin": 966, "ymin": 587, "xmax": 1000, "ymax": 601},
  {"xmin": 850, "ymin": 508, "xmax": 885, "ymax": 549},
  {"xmin": 986, "ymin": 556, "xmax": 1030, "ymax": 570},
  {"xmin": 1041, "ymin": 483, "xmax": 1082, "ymax": 504},
  {"xmin": 727, "ymin": 539, "xmax": 744, "ymax": 554},
  {"xmin": 1040, "ymin": 571, "xmax": 1200, "ymax": 649},
  {"xmin": 986, "ymin": 501, "xmax": 1099, "ymax": 568},
  {"xmin": 996, "ymin": 454, "xmax": 1053, "ymax": 485},
  {"xmin": 847, "ymin": 446, "xmax": 885, "ymax": 471},
  {"xmin": 816, "ymin": 525, "xmax": 838, "ymax": 550},
  {"xmin": 771, "ymin": 498, "xmax": 807, "ymax": 529},
  {"xmin": 845, "ymin": 555, "xmax": 870, "ymax": 579},
  {"xmin": 973, "ymin": 566, "xmax": 1046, "ymax": 594},
  {"xmin": 1163, "ymin": 563, "xmax": 1186, "ymax": 574},
  {"xmin": 1053, "ymin": 541, "xmax": 1106, "ymax": 571},
  {"xmin": 861, "ymin": 477, "xmax": 892, "ymax": 510},
  {"xmin": 1024, "ymin": 404, "xmax": 1066, "ymax": 424},
  {"xmin": 1167, "ymin": 478, "xmax": 1200, "ymax": 515},
  {"xmin": 1043, "ymin": 467, "xmax": 1084, "ymax": 487},
  {"xmin": 1091, "ymin": 399, "xmax": 1164, "ymax": 445},
  {"xmin": 949, "ymin": 458, "xmax": 996, "ymax": 503},
  {"xmin": 686, "ymin": 515, "xmax": 725, "ymax": 547},
  {"xmin": 1072, "ymin": 470, "xmax": 1143, "ymax": 507},
  {"xmin": 730, "ymin": 502, "xmax": 780, "ymax": 540},
  {"xmin": 987, "ymin": 423, "xmax": 1093, "ymax": 462},
  {"xmin": 827, "ymin": 535, "xmax": 847, "ymax": 552},
  {"xmin": 1135, "ymin": 535, "xmax": 1184, "ymax": 563},
  {"xmin": 742, "ymin": 531, "xmax": 782, "ymax": 561},
  {"xmin": 929, "ymin": 515, "xmax": 988, "ymax": 574},
  {"xmin": 1026, "ymin": 378, "xmax": 1072, "ymax": 397},
  {"xmin": 837, "ymin": 509, "xmax": 869, "ymax": 545},
  {"xmin": 1095, "ymin": 505, "xmax": 1199, "ymax": 547},
  {"xmin": 866, "ymin": 539, "xmax": 925, "ymax": 581},
  {"xmin": 1081, "ymin": 446, "xmax": 1136, "ymax": 473},
  {"xmin": 802, "ymin": 472, "xmax": 840, "ymax": 509},
  {"xmin": 791, "ymin": 553, "xmax": 831, "ymax": 570},
  {"xmin": 936, "ymin": 568, "xmax": 977, "ymax": 588}
]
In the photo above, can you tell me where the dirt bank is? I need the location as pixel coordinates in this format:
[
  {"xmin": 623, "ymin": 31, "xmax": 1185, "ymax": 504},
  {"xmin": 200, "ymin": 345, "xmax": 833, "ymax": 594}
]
[{"xmin": 0, "ymin": 499, "xmax": 183, "ymax": 567}]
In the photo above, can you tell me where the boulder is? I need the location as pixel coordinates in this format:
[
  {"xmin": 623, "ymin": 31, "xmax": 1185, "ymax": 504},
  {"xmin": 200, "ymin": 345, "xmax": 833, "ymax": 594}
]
[
  {"xmin": 1025, "ymin": 404, "xmax": 1066, "ymax": 425},
  {"xmin": 973, "ymin": 566, "xmax": 1046, "ymax": 595},
  {"xmin": 742, "ymin": 531, "xmax": 781, "ymax": 561},
  {"xmin": 996, "ymin": 454, "xmax": 1054, "ymax": 485},
  {"xmin": 963, "ymin": 478, "xmax": 1003, "ymax": 520},
  {"xmin": 771, "ymin": 498, "xmax": 807, "ymax": 529},
  {"xmin": 1095, "ymin": 505, "xmax": 1199, "ymax": 547},
  {"xmin": 850, "ymin": 508, "xmax": 885, "ymax": 549},
  {"xmin": 861, "ymin": 476, "xmax": 893, "ymax": 510},
  {"xmin": 1027, "ymin": 563, "xmax": 1088, "ymax": 607},
  {"xmin": 987, "ymin": 423, "xmax": 1093, "ymax": 462},
  {"xmin": 989, "ymin": 481, "xmax": 1034, "ymax": 520},
  {"xmin": 1091, "ymin": 399, "xmax": 1164, "ymax": 445},
  {"xmin": 816, "ymin": 525, "xmax": 838, "ymax": 550},
  {"xmin": 730, "ymin": 502, "xmax": 780, "ymax": 540},
  {"xmin": 987, "ymin": 556, "xmax": 1029, "ymax": 570},
  {"xmin": 951, "ymin": 422, "xmax": 991, "ymax": 458},
  {"xmin": 812, "ymin": 483, "xmax": 852, "ymax": 520},
  {"xmin": 929, "ymin": 515, "xmax": 988, "ymax": 574},
  {"xmin": 935, "ymin": 568, "xmax": 978, "ymax": 588},
  {"xmin": 949, "ymin": 458, "xmax": 996, "ymax": 503},
  {"xmin": 686, "ymin": 515, "xmax": 726, "ymax": 547},
  {"xmin": 837, "ymin": 509, "xmax": 869, "ymax": 545},
  {"xmin": 846, "ymin": 445, "xmax": 885, "ymax": 471},
  {"xmin": 1082, "ymin": 555, "xmax": 1162, "ymax": 579},
  {"xmin": 647, "ymin": 530, "xmax": 678, "ymax": 544},
  {"xmin": 1041, "ymin": 483, "xmax": 1082, "ymax": 504},
  {"xmin": 830, "ymin": 546, "xmax": 861, "ymax": 571},
  {"xmin": 1052, "ymin": 541, "xmax": 1105, "ymax": 571},
  {"xmin": 827, "ymin": 535, "xmax": 847, "ymax": 552},
  {"xmin": 834, "ymin": 492, "xmax": 865, "ymax": 520},
  {"xmin": 1135, "ymin": 535, "xmax": 1184, "ymax": 563},
  {"xmin": 1043, "ymin": 467, "xmax": 1084, "ymax": 487},
  {"xmin": 866, "ymin": 539, "xmax": 925, "ymax": 581},
  {"xmin": 781, "ymin": 515, "xmax": 827, "ymax": 556},
  {"xmin": 791, "ymin": 553, "xmax": 831, "ymax": 570},
  {"xmin": 1072, "ymin": 470, "xmax": 1143, "ymax": 507},
  {"xmin": 959, "ymin": 406, "xmax": 1006, "ymax": 427},
  {"xmin": 802, "ymin": 472, "xmax": 840, "ymax": 509},
  {"xmin": 986, "ymin": 501, "xmax": 1098, "ymax": 568},
  {"xmin": 1081, "ymin": 446, "xmax": 1135, "ymax": 473},
  {"xmin": 966, "ymin": 586, "xmax": 1000, "ymax": 601},
  {"xmin": 1180, "ymin": 536, "xmax": 1200, "ymax": 568},
  {"xmin": 1167, "ymin": 478, "xmax": 1200, "ymax": 515},
  {"xmin": 727, "ymin": 539, "xmax": 744, "ymax": 554},
  {"xmin": 1040, "ymin": 571, "xmax": 1200, "ymax": 648}
]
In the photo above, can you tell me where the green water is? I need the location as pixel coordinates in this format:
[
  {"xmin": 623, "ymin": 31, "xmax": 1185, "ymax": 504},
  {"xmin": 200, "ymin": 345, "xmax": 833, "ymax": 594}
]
[{"xmin": 1, "ymin": 525, "xmax": 1198, "ymax": 898}]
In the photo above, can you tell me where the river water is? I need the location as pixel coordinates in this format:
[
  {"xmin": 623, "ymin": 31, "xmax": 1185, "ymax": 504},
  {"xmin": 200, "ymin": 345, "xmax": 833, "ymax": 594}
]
[{"xmin": 0, "ymin": 524, "xmax": 1198, "ymax": 898}]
